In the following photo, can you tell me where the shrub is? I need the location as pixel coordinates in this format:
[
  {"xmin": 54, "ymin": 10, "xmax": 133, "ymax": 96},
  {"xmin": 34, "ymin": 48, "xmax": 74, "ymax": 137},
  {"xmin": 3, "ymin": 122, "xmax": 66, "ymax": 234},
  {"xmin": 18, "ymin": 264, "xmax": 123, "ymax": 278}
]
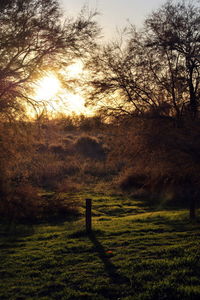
[
  {"xmin": 0, "ymin": 183, "xmax": 81, "ymax": 222},
  {"xmin": 62, "ymin": 161, "xmax": 80, "ymax": 176},
  {"xmin": 74, "ymin": 135, "xmax": 106, "ymax": 161},
  {"xmin": 35, "ymin": 143, "xmax": 48, "ymax": 153},
  {"xmin": 118, "ymin": 168, "xmax": 147, "ymax": 191},
  {"xmin": 62, "ymin": 137, "xmax": 73, "ymax": 146},
  {"xmin": 115, "ymin": 118, "xmax": 200, "ymax": 211},
  {"xmin": 82, "ymin": 160, "xmax": 109, "ymax": 178},
  {"xmin": 62, "ymin": 138, "xmax": 74, "ymax": 156},
  {"xmin": 0, "ymin": 184, "xmax": 42, "ymax": 222}
]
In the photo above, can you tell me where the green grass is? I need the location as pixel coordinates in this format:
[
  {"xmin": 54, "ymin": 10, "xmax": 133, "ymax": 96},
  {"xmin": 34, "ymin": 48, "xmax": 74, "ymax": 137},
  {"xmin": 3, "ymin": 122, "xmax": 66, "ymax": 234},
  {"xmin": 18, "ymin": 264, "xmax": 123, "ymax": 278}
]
[{"xmin": 0, "ymin": 193, "xmax": 200, "ymax": 299}]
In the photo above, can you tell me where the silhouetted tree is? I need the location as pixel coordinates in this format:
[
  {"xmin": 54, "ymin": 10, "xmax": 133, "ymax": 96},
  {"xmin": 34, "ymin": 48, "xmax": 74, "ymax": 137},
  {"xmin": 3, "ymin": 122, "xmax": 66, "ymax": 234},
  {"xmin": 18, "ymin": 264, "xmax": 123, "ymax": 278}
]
[
  {"xmin": 84, "ymin": 1, "xmax": 199, "ymax": 124},
  {"xmin": 144, "ymin": 0, "xmax": 200, "ymax": 219},
  {"xmin": 84, "ymin": 34, "xmax": 160, "ymax": 118},
  {"xmin": 84, "ymin": 30, "xmax": 183, "ymax": 120},
  {"xmin": 0, "ymin": 0, "xmax": 99, "ymax": 120},
  {"xmin": 145, "ymin": 0, "xmax": 200, "ymax": 120}
]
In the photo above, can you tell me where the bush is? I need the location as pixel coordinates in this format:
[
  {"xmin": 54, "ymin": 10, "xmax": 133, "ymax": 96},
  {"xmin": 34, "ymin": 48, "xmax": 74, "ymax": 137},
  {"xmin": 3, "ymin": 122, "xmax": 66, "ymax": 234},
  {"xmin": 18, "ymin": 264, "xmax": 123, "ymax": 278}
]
[
  {"xmin": 118, "ymin": 168, "xmax": 147, "ymax": 191},
  {"xmin": 0, "ymin": 184, "xmax": 42, "ymax": 222},
  {"xmin": 74, "ymin": 135, "xmax": 106, "ymax": 161},
  {"xmin": 0, "ymin": 183, "xmax": 81, "ymax": 222},
  {"xmin": 62, "ymin": 161, "xmax": 80, "ymax": 176},
  {"xmin": 35, "ymin": 143, "xmax": 48, "ymax": 153},
  {"xmin": 30, "ymin": 152, "xmax": 65, "ymax": 189}
]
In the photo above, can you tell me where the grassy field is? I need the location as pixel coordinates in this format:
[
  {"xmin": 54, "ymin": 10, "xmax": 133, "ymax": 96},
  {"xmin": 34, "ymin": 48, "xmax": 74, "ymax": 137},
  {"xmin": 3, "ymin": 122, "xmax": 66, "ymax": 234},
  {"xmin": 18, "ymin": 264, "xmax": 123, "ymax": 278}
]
[{"xmin": 0, "ymin": 192, "xmax": 200, "ymax": 300}]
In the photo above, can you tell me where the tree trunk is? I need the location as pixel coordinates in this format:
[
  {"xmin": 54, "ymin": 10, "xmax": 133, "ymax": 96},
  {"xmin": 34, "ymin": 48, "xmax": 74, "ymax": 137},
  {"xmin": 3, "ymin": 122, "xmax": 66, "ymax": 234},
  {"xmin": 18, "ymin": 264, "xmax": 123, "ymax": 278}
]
[{"xmin": 188, "ymin": 63, "xmax": 197, "ymax": 120}]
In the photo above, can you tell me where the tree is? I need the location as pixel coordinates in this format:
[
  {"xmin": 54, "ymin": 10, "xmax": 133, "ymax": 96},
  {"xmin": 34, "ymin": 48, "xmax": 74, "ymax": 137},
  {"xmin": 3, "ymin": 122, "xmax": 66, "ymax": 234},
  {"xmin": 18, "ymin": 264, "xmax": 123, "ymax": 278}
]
[
  {"xmin": 83, "ymin": 0, "xmax": 200, "ymax": 219},
  {"xmin": 84, "ymin": 1, "xmax": 199, "ymax": 124},
  {"xmin": 0, "ymin": 0, "xmax": 100, "ymax": 221},
  {"xmin": 84, "ymin": 34, "xmax": 161, "ymax": 119},
  {"xmin": 0, "ymin": 0, "xmax": 99, "ymax": 120},
  {"xmin": 84, "ymin": 29, "xmax": 184, "ymax": 120},
  {"xmin": 145, "ymin": 0, "xmax": 200, "ymax": 120},
  {"xmin": 144, "ymin": 0, "xmax": 200, "ymax": 218}
]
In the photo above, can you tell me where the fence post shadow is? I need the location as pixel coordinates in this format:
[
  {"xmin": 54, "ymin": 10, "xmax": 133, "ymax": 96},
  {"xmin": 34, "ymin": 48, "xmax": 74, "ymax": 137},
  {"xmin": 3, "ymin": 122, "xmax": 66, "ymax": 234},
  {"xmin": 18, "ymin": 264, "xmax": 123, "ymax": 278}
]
[{"xmin": 88, "ymin": 231, "xmax": 128, "ymax": 284}]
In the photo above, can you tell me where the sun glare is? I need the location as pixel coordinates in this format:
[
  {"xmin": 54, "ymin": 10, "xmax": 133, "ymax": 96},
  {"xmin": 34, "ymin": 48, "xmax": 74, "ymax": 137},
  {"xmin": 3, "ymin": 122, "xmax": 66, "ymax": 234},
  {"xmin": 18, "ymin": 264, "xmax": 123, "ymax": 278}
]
[
  {"xmin": 63, "ymin": 93, "xmax": 86, "ymax": 114},
  {"xmin": 33, "ymin": 68, "xmax": 89, "ymax": 116},
  {"xmin": 35, "ymin": 75, "xmax": 61, "ymax": 101},
  {"xmin": 33, "ymin": 61, "xmax": 89, "ymax": 117},
  {"xmin": 66, "ymin": 61, "xmax": 83, "ymax": 77}
]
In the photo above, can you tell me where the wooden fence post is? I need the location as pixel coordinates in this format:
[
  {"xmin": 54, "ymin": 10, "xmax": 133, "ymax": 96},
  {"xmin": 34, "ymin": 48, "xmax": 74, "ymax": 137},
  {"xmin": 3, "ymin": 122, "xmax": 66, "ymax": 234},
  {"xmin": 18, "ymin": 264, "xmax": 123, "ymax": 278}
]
[{"xmin": 86, "ymin": 198, "xmax": 92, "ymax": 233}]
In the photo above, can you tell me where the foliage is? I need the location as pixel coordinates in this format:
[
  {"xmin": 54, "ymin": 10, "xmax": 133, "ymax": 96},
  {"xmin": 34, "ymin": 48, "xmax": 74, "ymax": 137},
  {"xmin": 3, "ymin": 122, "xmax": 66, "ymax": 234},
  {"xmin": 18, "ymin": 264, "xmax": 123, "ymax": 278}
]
[
  {"xmin": 0, "ymin": 0, "xmax": 100, "ymax": 221},
  {"xmin": 80, "ymin": 0, "xmax": 200, "ymax": 219}
]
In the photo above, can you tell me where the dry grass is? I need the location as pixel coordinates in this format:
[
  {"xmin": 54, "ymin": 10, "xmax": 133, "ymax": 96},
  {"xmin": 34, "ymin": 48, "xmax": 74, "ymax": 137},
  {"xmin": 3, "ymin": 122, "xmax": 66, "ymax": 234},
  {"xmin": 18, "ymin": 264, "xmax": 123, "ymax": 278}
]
[{"xmin": 1, "ymin": 115, "xmax": 200, "ymax": 221}]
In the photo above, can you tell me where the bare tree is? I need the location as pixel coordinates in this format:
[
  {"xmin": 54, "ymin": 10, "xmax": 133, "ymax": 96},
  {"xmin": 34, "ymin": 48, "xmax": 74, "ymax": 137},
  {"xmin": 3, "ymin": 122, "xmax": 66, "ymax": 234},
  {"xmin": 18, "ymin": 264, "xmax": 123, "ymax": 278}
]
[
  {"xmin": 83, "ymin": 33, "xmax": 162, "ymax": 119},
  {"xmin": 83, "ymin": 29, "xmax": 183, "ymax": 120},
  {"xmin": 84, "ymin": 1, "xmax": 199, "ymax": 124},
  {"xmin": 145, "ymin": 0, "xmax": 200, "ymax": 120},
  {"xmin": 0, "ymin": 0, "xmax": 100, "ymax": 221}
]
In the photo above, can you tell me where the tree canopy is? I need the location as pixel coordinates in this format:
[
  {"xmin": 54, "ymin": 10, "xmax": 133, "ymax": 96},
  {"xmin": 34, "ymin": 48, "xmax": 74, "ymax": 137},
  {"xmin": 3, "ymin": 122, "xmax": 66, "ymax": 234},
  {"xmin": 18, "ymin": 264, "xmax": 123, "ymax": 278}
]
[
  {"xmin": 84, "ymin": 0, "xmax": 200, "ymax": 123},
  {"xmin": 0, "ymin": 0, "xmax": 99, "ymax": 120}
]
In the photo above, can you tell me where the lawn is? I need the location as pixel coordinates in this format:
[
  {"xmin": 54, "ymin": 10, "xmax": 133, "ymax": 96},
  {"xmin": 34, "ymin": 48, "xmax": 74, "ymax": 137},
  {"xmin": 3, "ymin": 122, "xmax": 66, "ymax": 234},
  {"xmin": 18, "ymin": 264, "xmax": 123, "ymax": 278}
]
[{"xmin": 0, "ymin": 192, "xmax": 200, "ymax": 299}]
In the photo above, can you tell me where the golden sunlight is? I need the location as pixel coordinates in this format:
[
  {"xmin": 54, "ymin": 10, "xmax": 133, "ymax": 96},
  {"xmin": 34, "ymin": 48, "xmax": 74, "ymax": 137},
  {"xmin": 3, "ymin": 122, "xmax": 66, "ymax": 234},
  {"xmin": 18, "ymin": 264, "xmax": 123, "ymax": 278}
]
[
  {"xmin": 63, "ymin": 93, "xmax": 87, "ymax": 114},
  {"xmin": 35, "ymin": 75, "xmax": 61, "ymax": 101},
  {"xmin": 66, "ymin": 61, "xmax": 83, "ymax": 78},
  {"xmin": 33, "ymin": 68, "xmax": 89, "ymax": 116}
]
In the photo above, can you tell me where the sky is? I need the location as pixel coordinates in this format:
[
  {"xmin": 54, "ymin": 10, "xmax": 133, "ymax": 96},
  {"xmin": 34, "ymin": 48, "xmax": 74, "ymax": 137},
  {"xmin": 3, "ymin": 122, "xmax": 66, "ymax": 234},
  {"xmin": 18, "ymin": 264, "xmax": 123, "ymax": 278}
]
[{"xmin": 61, "ymin": 0, "xmax": 167, "ymax": 40}]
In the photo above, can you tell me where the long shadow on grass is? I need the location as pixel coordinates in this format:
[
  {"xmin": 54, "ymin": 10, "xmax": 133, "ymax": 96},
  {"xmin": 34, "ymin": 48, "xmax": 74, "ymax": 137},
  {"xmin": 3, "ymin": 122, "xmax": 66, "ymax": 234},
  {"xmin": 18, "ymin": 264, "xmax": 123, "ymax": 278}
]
[
  {"xmin": 0, "ymin": 222, "xmax": 35, "ymax": 261},
  {"xmin": 88, "ymin": 232, "xmax": 129, "ymax": 285}
]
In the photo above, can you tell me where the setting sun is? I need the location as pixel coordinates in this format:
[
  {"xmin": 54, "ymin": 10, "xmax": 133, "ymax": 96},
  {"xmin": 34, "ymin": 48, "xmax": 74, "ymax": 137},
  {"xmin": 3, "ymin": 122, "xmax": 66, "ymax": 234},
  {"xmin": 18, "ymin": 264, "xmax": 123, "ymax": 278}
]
[
  {"xmin": 35, "ymin": 75, "xmax": 61, "ymax": 101},
  {"xmin": 33, "ymin": 70, "xmax": 88, "ymax": 115}
]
